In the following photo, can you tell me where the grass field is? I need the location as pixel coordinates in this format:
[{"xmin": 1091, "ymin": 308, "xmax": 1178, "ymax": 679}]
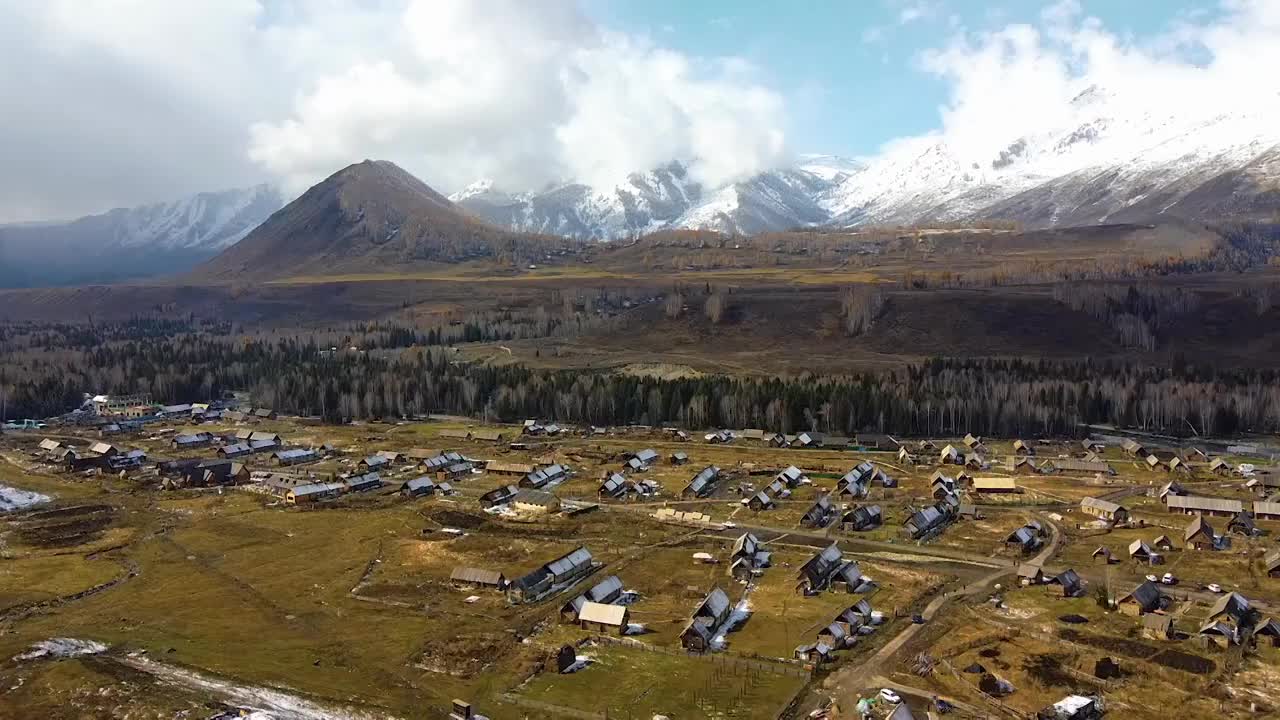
[
  {"xmin": 516, "ymin": 643, "xmax": 806, "ymax": 720},
  {"xmin": 4, "ymin": 418, "xmax": 1279, "ymax": 719}
]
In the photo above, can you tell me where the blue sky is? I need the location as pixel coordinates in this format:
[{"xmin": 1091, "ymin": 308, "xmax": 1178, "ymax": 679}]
[{"xmin": 587, "ymin": 0, "xmax": 1217, "ymax": 157}]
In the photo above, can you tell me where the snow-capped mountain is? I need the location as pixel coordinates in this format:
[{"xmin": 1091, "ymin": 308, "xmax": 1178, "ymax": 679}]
[
  {"xmin": 456, "ymin": 84, "xmax": 1280, "ymax": 238},
  {"xmin": 0, "ymin": 185, "xmax": 282, "ymax": 287},
  {"xmin": 107, "ymin": 184, "xmax": 283, "ymax": 251}
]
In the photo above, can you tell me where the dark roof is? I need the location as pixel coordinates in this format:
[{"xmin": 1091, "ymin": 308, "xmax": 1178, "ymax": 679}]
[
  {"xmin": 545, "ymin": 547, "xmax": 593, "ymax": 579},
  {"xmin": 585, "ymin": 575, "xmax": 624, "ymax": 603},
  {"xmin": 1120, "ymin": 581, "xmax": 1163, "ymax": 610},
  {"xmin": 695, "ymin": 588, "xmax": 731, "ymax": 620},
  {"xmin": 451, "ymin": 567, "xmax": 504, "ymax": 585},
  {"xmin": 513, "ymin": 489, "xmax": 559, "ymax": 508},
  {"xmin": 403, "ymin": 477, "xmax": 436, "ymax": 493}
]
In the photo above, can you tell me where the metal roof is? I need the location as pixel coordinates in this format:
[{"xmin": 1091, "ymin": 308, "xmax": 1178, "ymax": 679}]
[
  {"xmin": 1253, "ymin": 501, "xmax": 1280, "ymax": 517},
  {"xmin": 696, "ymin": 588, "xmax": 731, "ymax": 620},
  {"xmin": 546, "ymin": 547, "xmax": 592, "ymax": 578},
  {"xmin": 1120, "ymin": 580, "xmax": 1163, "ymax": 609},
  {"xmin": 585, "ymin": 575, "xmax": 624, "ymax": 603},
  {"xmin": 578, "ymin": 601, "xmax": 627, "ymax": 626},
  {"xmin": 514, "ymin": 489, "xmax": 559, "ymax": 507},
  {"xmin": 403, "ymin": 477, "xmax": 436, "ymax": 492},
  {"xmin": 1081, "ymin": 496, "xmax": 1125, "ymax": 514},
  {"xmin": 1167, "ymin": 495, "xmax": 1242, "ymax": 514},
  {"xmin": 291, "ymin": 482, "xmax": 344, "ymax": 497},
  {"xmin": 451, "ymin": 567, "xmax": 504, "ymax": 585}
]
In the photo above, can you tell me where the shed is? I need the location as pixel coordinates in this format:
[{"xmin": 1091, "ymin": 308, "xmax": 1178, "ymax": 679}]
[
  {"xmin": 1142, "ymin": 614, "xmax": 1176, "ymax": 640},
  {"xmin": 486, "ymin": 461, "xmax": 535, "ymax": 476},
  {"xmin": 972, "ymin": 477, "xmax": 1020, "ymax": 493},
  {"xmin": 1166, "ymin": 495, "xmax": 1242, "ymax": 517},
  {"xmin": 577, "ymin": 601, "xmax": 629, "ymax": 634},
  {"xmin": 450, "ymin": 567, "xmax": 506, "ymax": 589},
  {"xmin": 512, "ymin": 489, "xmax": 561, "ymax": 514}
]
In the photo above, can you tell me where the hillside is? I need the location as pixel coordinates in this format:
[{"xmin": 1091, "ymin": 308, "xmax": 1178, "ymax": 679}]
[
  {"xmin": 194, "ymin": 160, "xmax": 578, "ymax": 282},
  {"xmin": 0, "ymin": 185, "xmax": 281, "ymax": 287}
]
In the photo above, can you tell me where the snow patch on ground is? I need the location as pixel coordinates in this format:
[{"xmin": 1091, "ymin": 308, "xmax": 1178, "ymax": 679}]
[
  {"xmin": 14, "ymin": 638, "xmax": 108, "ymax": 661},
  {"xmin": 710, "ymin": 593, "xmax": 754, "ymax": 650},
  {"xmin": 561, "ymin": 654, "xmax": 595, "ymax": 673},
  {"xmin": 118, "ymin": 654, "xmax": 402, "ymax": 720},
  {"xmin": 0, "ymin": 484, "xmax": 51, "ymax": 512}
]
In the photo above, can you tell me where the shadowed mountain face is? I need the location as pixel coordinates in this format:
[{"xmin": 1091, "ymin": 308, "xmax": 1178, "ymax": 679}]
[{"xmin": 193, "ymin": 160, "xmax": 576, "ymax": 282}]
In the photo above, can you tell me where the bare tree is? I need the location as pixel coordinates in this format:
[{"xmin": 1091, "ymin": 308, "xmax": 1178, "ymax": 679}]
[{"xmin": 841, "ymin": 285, "xmax": 886, "ymax": 336}]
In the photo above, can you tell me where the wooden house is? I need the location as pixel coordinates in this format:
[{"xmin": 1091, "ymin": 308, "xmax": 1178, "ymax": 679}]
[
  {"xmin": 1184, "ymin": 515, "xmax": 1218, "ymax": 550},
  {"xmin": 1080, "ymin": 497, "xmax": 1129, "ymax": 523},
  {"xmin": 680, "ymin": 588, "xmax": 731, "ymax": 652},
  {"xmin": 1117, "ymin": 581, "xmax": 1166, "ymax": 617},
  {"xmin": 1128, "ymin": 539, "xmax": 1162, "ymax": 565}
]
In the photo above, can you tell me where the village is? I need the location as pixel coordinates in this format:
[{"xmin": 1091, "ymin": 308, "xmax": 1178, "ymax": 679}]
[{"xmin": 3, "ymin": 395, "xmax": 1280, "ymax": 720}]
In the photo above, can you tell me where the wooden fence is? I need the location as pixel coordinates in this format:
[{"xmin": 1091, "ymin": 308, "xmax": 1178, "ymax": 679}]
[
  {"xmin": 591, "ymin": 635, "xmax": 812, "ymax": 679},
  {"xmin": 495, "ymin": 693, "xmax": 608, "ymax": 720}
]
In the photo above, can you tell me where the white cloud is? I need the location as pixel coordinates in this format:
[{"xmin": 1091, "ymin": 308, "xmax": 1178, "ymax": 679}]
[
  {"xmin": 911, "ymin": 0, "xmax": 1280, "ymax": 168},
  {"xmin": 897, "ymin": 1, "xmax": 942, "ymax": 25},
  {"xmin": 0, "ymin": 0, "xmax": 788, "ymax": 221}
]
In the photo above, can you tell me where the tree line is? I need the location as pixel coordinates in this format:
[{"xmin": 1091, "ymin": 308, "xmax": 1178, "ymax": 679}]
[{"xmin": 4, "ymin": 329, "xmax": 1279, "ymax": 438}]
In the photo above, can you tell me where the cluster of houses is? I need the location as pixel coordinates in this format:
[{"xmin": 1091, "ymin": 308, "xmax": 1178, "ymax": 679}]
[
  {"xmin": 728, "ymin": 533, "xmax": 772, "ymax": 581},
  {"xmin": 560, "ymin": 575, "xmax": 631, "ymax": 635},
  {"xmin": 37, "ymin": 439, "xmax": 148, "ymax": 473},
  {"xmin": 793, "ymin": 598, "xmax": 878, "ymax": 665},
  {"xmin": 679, "ymin": 588, "xmax": 735, "ymax": 652},
  {"xmin": 743, "ymin": 465, "xmax": 808, "ymax": 511},
  {"xmin": 82, "ymin": 393, "xmax": 273, "ymax": 427},
  {"xmin": 1121, "ymin": 585, "xmax": 1280, "ymax": 650},
  {"xmin": 1005, "ymin": 520, "xmax": 1048, "ymax": 554},
  {"xmin": 506, "ymin": 547, "xmax": 596, "ymax": 604},
  {"xmin": 904, "ymin": 496, "xmax": 964, "ymax": 540},
  {"xmin": 681, "ymin": 466, "xmax": 723, "ymax": 498},
  {"xmin": 796, "ymin": 543, "xmax": 876, "ymax": 595}
]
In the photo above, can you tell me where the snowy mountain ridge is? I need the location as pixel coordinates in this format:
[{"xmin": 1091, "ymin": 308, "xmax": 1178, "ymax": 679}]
[
  {"xmin": 454, "ymin": 86, "xmax": 1280, "ymax": 237},
  {"xmin": 0, "ymin": 184, "xmax": 283, "ymax": 287}
]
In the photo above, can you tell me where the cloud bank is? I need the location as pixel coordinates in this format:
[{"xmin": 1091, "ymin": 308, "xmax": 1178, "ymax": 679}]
[
  {"xmin": 5, "ymin": 0, "xmax": 1280, "ymax": 224},
  {"xmin": 909, "ymin": 0, "xmax": 1280, "ymax": 168},
  {"xmin": 0, "ymin": 0, "xmax": 787, "ymax": 221}
]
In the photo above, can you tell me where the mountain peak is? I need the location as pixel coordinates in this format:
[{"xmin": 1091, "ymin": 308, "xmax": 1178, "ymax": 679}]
[{"xmin": 193, "ymin": 161, "xmax": 569, "ymax": 282}]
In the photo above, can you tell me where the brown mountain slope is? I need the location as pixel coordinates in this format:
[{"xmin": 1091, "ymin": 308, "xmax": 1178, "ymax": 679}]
[{"xmin": 193, "ymin": 160, "xmax": 575, "ymax": 281}]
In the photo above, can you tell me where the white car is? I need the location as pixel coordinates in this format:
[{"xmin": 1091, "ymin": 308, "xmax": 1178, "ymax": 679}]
[
  {"xmin": 723, "ymin": 521, "xmax": 737, "ymax": 528},
  {"xmin": 879, "ymin": 689, "xmax": 902, "ymax": 704},
  {"xmin": 1145, "ymin": 574, "xmax": 1158, "ymax": 583},
  {"xmin": 1161, "ymin": 573, "xmax": 1177, "ymax": 585},
  {"xmin": 1207, "ymin": 583, "xmax": 1223, "ymax": 593}
]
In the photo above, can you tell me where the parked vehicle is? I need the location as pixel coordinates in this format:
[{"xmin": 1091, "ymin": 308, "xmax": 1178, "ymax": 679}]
[
  {"xmin": 1161, "ymin": 573, "xmax": 1177, "ymax": 585},
  {"xmin": 1207, "ymin": 583, "xmax": 1223, "ymax": 593},
  {"xmin": 879, "ymin": 689, "xmax": 902, "ymax": 704}
]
